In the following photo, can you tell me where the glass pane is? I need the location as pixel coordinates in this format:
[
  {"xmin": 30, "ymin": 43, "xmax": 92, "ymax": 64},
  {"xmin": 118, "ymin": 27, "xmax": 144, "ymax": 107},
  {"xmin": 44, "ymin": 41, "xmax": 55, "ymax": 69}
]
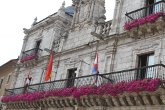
[
  {"xmin": 154, "ymin": 0, "xmax": 162, "ymax": 13},
  {"xmin": 148, "ymin": 55, "xmax": 154, "ymax": 66},
  {"xmin": 155, "ymin": 0, "xmax": 161, "ymax": 2},
  {"xmin": 147, "ymin": 55, "xmax": 154, "ymax": 78}
]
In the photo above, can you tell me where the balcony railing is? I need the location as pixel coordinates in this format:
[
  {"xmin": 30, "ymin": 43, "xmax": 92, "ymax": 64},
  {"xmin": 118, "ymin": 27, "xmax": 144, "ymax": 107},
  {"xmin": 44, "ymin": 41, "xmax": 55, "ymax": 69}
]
[
  {"xmin": 125, "ymin": 1, "xmax": 165, "ymax": 24},
  {"xmin": 20, "ymin": 48, "xmax": 42, "ymax": 63},
  {"xmin": 91, "ymin": 20, "xmax": 112, "ymax": 39},
  {"xmin": 5, "ymin": 64, "xmax": 165, "ymax": 96}
]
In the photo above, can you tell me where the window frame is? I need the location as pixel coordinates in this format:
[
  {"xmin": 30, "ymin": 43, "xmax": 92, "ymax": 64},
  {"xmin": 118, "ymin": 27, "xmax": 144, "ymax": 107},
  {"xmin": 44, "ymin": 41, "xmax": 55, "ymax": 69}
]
[
  {"xmin": 6, "ymin": 74, "xmax": 11, "ymax": 84},
  {"xmin": 0, "ymin": 78, "xmax": 4, "ymax": 89}
]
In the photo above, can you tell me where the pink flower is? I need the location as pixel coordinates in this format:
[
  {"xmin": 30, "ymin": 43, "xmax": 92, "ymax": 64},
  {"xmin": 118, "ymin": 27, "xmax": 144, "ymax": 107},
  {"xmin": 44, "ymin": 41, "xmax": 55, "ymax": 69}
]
[
  {"xmin": 124, "ymin": 12, "xmax": 165, "ymax": 30},
  {"xmin": 1, "ymin": 79, "xmax": 161, "ymax": 103}
]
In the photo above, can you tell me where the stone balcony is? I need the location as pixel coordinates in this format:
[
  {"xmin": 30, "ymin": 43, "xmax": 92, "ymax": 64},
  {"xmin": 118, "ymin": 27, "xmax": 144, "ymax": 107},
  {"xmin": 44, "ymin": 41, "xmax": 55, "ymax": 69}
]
[
  {"xmin": 125, "ymin": 1, "xmax": 165, "ymax": 38},
  {"xmin": 20, "ymin": 48, "xmax": 42, "ymax": 64},
  {"xmin": 3, "ymin": 64, "xmax": 165, "ymax": 110},
  {"xmin": 91, "ymin": 20, "xmax": 112, "ymax": 39},
  {"xmin": 5, "ymin": 88, "xmax": 165, "ymax": 110}
]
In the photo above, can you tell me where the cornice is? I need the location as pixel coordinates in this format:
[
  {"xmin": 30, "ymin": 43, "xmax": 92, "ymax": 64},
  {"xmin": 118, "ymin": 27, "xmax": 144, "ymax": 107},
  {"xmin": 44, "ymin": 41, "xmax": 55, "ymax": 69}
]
[{"xmin": 24, "ymin": 15, "xmax": 72, "ymax": 35}]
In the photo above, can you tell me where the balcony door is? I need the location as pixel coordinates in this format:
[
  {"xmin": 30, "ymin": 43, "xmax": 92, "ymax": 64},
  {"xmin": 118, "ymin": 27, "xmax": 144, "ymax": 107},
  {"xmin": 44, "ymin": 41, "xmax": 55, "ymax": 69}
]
[
  {"xmin": 154, "ymin": 0, "xmax": 162, "ymax": 13},
  {"xmin": 146, "ymin": 0, "xmax": 162, "ymax": 15},
  {"xmin": 66, "ymin": 68, "xmax": 77, "ymax": 87},
  {"xmin": 35, "ymin": 40, "xmax": 41, "ymax": 53},
  {"xmin": 138, "ymin": 53, "xmax": 154, "ymax": 79}
]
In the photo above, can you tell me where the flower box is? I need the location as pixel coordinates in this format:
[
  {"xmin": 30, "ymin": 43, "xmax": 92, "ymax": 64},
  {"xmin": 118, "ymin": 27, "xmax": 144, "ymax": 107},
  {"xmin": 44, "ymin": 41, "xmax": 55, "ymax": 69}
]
[
  {"xmin": 124, "ymin": 12, "xmax": 165, "ymax": 30},
  {"xmin": 2, "ymin": 79, "xmax": 162, "ymax": 108}
]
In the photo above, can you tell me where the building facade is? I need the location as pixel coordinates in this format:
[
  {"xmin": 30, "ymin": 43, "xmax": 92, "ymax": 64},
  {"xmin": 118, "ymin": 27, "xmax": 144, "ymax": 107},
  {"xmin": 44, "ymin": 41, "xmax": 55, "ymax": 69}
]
[
  {"xmin": 0, "ymin": 59, "xmax": 18, "ymax": 109},
  {"xmin": 3, "ymin": 0, "xmax": 165, "ymax": 110}
]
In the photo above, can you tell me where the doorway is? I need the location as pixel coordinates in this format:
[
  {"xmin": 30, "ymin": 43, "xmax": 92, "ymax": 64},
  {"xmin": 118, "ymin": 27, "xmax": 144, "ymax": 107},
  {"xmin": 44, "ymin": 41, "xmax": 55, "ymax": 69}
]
[
  {"xmin": 146, "ymin": 0, "xmax": 162, "ymax": 15},
  {"xmin": 137, "ymin": 53, "xmax": 154, "ymax": 79},
  {"xmin": 35, "ymin": 40, "xmax": 41, "ymax": 54},
  {"xmin": 66, "ymin": 68, "xmax": 77, "ymax": 87}
]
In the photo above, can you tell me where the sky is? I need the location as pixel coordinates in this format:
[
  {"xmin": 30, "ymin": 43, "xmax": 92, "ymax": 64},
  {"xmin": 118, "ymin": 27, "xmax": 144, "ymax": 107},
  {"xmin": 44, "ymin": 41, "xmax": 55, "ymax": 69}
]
[{"xmin": 0, "ymin": 0, "xmax": 115, "ymax": 66}]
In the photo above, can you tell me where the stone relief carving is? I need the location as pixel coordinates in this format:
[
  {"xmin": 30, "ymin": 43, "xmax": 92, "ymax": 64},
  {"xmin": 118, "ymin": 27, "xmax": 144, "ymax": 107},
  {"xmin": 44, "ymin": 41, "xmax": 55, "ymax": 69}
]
[
  {"xmin": 23, "ymin": 28, "xmax": 30, "ymax": 34},
  {"xmin": 116, "ymin": 0, "xmax": 120, "ymax": 5},
  {"xmin": 61, "ymin": 31, "xmax": 69, "ymax": 39},
  {"xmin": 31, "ymin": 17, "xmax": 37, "ymax": 27},
  {"xmin": 64, "ymin": 56, "xmax": 80, "ymax": 66},
  {"xmin": 94, "ymin": 0, "xmax": 106, "ymax": 23},
  {"xmin": 134, "ymin": 42, "xmax": 159, "ymax": 51},
  {"xmin": 72, "ymin": 0, "xmax": 106, "ymax": 30},
  {"xmin": 79, "ymin": 0, "xmax": 91, "ymax": 22},
  {"xmin": 72, "ymin": 0, "xmax": 80, "ymax": 6}
]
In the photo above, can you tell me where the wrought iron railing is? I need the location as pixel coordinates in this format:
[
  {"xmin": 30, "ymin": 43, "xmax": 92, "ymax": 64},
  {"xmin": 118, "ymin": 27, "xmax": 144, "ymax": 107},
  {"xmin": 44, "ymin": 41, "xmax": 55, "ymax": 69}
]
[
  {"xmin": 125, "ymin": 1, "xmax": 165, "ymax": 23},
  {"xmin": 5, "ymin": 64, "xmax": 165, "ymax": 96},
  {"xmin": 5, "ymin": 74, "xmax": 105, "ymax": 96},
  {"xmin": 101, "ymin": 64, "xmax": 165, "ymax": 83},
  {"xmin": 20, "ymin": 48, "xmax": 42, "ymax": 63}
]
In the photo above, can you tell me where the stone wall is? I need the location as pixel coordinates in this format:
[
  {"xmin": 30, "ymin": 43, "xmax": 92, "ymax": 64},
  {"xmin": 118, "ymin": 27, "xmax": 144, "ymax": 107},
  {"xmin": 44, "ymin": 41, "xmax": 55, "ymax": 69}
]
[{"xmin": 110, "ymin": 0, "xmax": 145, "ymax": 34}]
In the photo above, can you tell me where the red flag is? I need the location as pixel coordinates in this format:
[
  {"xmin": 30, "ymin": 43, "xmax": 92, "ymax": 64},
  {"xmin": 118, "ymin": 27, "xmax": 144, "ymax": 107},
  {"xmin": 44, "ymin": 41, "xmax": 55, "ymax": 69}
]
[{"xmin": 45, "ymin": 51, "xmax": 54, "ymax": 81}]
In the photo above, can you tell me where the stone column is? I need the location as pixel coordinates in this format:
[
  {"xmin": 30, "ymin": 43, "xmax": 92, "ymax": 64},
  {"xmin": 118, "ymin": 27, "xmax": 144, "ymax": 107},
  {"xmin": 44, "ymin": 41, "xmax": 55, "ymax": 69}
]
[
  {"xmin": 75, "ymin": 4, "xmax": 80, "ymax": 24},
  {"xmin": 89, "ymin": 0, "xmax": 95, "ymax": 22},
  {"xmin": 71, "ymin": 4, "xmax": 78, "ymax": 27},
  {"xmin": 110, "ymin": 0, "xmax": 123, "ymax": 35},
  {"xmin": 109, "ymin": 39, "xmax": 118, "ymax": 72},
  {"xmin": 19, "ymin": 35, "xmax": 28, "ymax": 63}
]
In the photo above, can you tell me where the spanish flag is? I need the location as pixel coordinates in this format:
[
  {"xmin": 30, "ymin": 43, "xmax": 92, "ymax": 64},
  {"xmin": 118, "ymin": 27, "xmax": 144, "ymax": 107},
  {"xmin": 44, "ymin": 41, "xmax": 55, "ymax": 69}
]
[{"xmin": 45, "ymin": 51, "xmax": 54, "ymax": 81}]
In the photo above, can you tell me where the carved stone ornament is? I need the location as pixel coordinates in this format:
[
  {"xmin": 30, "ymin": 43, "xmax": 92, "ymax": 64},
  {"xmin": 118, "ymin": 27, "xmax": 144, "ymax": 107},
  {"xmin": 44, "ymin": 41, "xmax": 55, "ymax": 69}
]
[
  {"xmin": 23, "ymin": 28, "xmax": 30, "ymax": 34},
  {"xmin": 31, "ymin": 17, "xmax": 37, "ymax": 27},
  {"xmin": 72, "ymin": 0, "xmax": 80, "ymax": 5},
  {"xmin": 72, "ymin": 0, "xmax": 106, "ymax": 30}
]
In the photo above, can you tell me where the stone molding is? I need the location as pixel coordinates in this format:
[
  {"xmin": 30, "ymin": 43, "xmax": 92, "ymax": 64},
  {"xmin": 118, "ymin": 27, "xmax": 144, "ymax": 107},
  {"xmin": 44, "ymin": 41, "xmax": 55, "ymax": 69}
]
[{"xmin": 24, "ymin": 15, "xmax": 71, "ymax": 35}]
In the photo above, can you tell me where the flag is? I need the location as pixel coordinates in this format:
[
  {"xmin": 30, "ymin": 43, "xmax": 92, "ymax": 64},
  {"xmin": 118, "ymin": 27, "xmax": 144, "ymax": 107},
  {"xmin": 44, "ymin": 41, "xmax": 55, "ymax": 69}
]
[
  {"xmin": 24, "ymin": 69, "xmax": 31, "ymax": 86},
  {"xmin": 92, "ymin": 53, "xmax": 98, "ymax": 74},
  {"xmin": 45, "ymin": 51, "xmax": 54, "ymax": 81}
]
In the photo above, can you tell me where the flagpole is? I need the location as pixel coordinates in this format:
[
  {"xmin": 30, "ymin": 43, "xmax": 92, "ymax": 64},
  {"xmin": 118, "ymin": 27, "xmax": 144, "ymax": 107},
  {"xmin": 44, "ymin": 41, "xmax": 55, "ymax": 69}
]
[
  {"xmin": 45, "ymin": 50, "xmax": 54, "ymax": 81},
  {"xmin": 39, "ymin": 68, "xmax": 45, "ymax": 83},
  {"xmin": 54, "ymin": 48, "xmax": 59, "ymax": 81},
  {"xmin": 54, "ymin": 37, "xmax": 65, "ymax": 81},
  {"xmin": 96, "ymin": 41, "xmax": 99, "ymax": 86}
]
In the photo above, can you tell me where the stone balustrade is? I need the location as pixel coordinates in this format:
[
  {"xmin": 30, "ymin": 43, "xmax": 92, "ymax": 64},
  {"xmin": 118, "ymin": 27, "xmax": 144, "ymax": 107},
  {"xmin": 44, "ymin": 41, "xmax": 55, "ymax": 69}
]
[
  {"xmin": 91, "ymin": 20, "xmax": 112, "ymax": 39},
  {"xmin": 5, "ymin": 87, "xmax": 165, "ymax": 110}
]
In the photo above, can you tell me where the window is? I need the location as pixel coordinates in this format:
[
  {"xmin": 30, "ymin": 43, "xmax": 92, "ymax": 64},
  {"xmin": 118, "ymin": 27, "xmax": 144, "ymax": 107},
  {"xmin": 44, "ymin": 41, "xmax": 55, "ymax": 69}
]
[
  {"xmin": 0, "ymin": 79, "xmax": 4, "ymax": 89},
  {"xmin": 35, "ymin": 40, "xmax": 41, "ymax": 49},
  {"xmin": 67, "ymin": 68, "xmax": 77, "ymax": 87},
  {"xmin": 137, "ymin": 53, "xmax": 154, "ymax": 79},
  {"xmin": 147, "ymin": 0, "xmax": 154, "ymax": 14},
  {"xmin": 6, "ymin": 75, "xmax": 11, "ymax": 84}
]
